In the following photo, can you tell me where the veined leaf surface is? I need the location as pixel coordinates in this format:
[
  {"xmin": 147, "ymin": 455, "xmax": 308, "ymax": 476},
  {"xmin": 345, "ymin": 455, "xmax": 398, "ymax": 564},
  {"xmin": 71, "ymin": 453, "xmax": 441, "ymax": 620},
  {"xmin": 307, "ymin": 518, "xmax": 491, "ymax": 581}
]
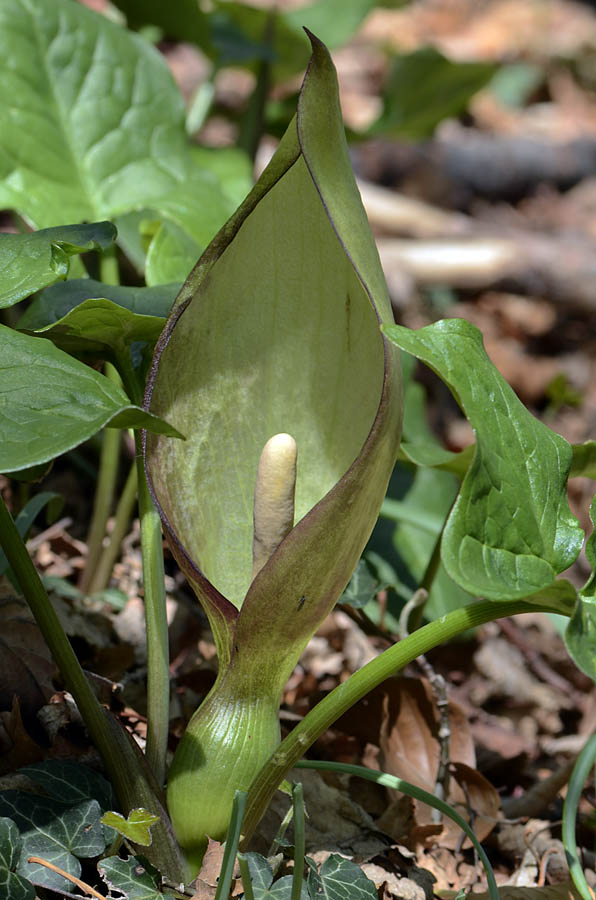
[{"xmin": 385, "ymin": 319, "xmax": 582, "ymax": 599}]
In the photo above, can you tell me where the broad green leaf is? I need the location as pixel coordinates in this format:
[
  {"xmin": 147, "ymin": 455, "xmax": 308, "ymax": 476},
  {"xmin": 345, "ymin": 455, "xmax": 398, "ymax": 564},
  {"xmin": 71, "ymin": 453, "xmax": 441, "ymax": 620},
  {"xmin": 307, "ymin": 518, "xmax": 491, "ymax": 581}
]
[
  {"xmin": 100, "ymin": 809, "xmax": 159, "ymax": 847},
  {"xmin": 0, "ymin": 223, "xmax": 116, "ymax": 309},
  {"xmin": 145, "ymin": 221, "xmax": 201, "ymax": 286},
  {"xmin": 388, "ymin": 466, "xmax": 474, "ymax": 620},
  {"xmin": 149, "ymin": 35, "xmax": 402, "ymax": 867},
  {"xmin": 0, "ymin": 326, "xmax": 182, "ymax": 472},
  {"xmin": 25, "ymin": 298, "xmax": 165, "ymax": 363},
  {"xmin": 0, "ymin": 818, "xmax": 34, "ymax": 900},
  {"xmin": 0, "ymin": 0, "xmax": 231, "ymax": 240},
  {"xmin": 565, "ymin": 495, "xmax": 596, "ymax": 681},
  {"xmin": 384, "ymin": 319, "xmax": 582, "ymax": 599},
  {"xmin": 18, "ymin": 279, "xmax": 178, "ymax": 331},
  {"xmin": 0, "ymin": 793, "xmax": 105, "ymax": 892},
  {"xmin": 371, "ymin": 47, "xmax": 497, "ymax": 139},
  {"xmin": 400, "ymin": 379, "xmax": 473, "ymax": 478},
  {"xmin": 98, "ymin": 856, "xmax": 176, "ymax": 900},
  {"xmin": 190, "ymin": 147, "xmax": 253, "ymax": 208},
  {"xmin": 306, "ymin": 854, "xmax": 377, "ymax": 900}
]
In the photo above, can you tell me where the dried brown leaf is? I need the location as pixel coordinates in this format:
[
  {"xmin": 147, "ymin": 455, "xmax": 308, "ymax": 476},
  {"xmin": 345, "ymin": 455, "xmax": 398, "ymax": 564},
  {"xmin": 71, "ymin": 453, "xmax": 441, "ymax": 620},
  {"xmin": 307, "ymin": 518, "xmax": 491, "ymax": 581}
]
[
  {"xmin": 0, "ymin": 592, "xmax": 56, "ymax": 720},
  {"xmin": 374, "ymin": 678, "xmax": 500, "ymax": 848}
]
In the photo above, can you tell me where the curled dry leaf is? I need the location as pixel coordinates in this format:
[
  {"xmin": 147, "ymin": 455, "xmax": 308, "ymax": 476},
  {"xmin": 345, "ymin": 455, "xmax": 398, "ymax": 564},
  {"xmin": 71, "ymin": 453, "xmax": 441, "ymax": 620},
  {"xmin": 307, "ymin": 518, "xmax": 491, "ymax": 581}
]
[
  {"xmin": 344, "ymin": 676, "xmax": 501, "ymax": 849},
  {"xmin": 0, "ymin": 590, "xmax": 56, "ymax": 722}
]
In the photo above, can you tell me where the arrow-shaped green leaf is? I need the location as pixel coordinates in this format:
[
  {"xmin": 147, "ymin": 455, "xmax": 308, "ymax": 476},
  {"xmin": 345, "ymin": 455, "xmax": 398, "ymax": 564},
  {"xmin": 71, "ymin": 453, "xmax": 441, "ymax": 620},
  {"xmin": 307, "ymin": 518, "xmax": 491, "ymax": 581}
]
[
  {"xmin": 18, "ymin": 279, "xmax": 178, "ymax": 331},
  {"xmin": 384, "ymin": 318, "xmax": 582, "ymax": 599},
  {"xmin": 0, "ymin": 326, "xmax": 182, "ymax": 472},
  {"xmin": 0, "ymin": 0, "xmax": 231, "ymax": 245},
  {"xmin": 0, "ymin": 223, "xmax": 116, "ymax": 309}
]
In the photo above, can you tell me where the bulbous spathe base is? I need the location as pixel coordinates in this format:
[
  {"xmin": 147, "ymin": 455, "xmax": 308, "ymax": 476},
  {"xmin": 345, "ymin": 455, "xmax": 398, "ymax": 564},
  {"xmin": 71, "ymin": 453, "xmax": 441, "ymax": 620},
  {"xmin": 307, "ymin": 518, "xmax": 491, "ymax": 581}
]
[{"xmin": 166, "ymin": 671, "xmax": 281, "ymax": 876}]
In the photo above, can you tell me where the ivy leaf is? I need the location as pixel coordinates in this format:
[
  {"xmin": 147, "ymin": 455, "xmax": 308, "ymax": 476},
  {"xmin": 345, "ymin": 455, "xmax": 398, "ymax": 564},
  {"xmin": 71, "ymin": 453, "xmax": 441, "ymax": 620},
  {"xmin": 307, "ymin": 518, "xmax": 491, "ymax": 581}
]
[
  {"xmin": 0, "ymin": 793, "xmax": 105, "ymax": 893},
  {"xmin": 0, "ymin": 223, "xmax": 116, "ymax": 309},
  {"xmin": 240, "ymin": 852, "xmax": 308, "ymax": 899},
  {"xmin": 306, "ymin": 854, "xmax": 377, "ymax": 900},
  {"xmin": 340, "ymin": 559, "xmax": 381, "ymax": 610},
  {"xmin": 100, "ymin": 809, "xmax": 160, "ymax": 847},
  {"xmin": 0, "ymin": 326, "xmax": 183, "ymax": 472},
  {"xmin": 0, "ymin": 818, "xmax": 35, "ymax": 900},
  {"xmin": 18, "ymin": 761, "xmax": 114, "ymax": 811},
  {"xmin": 98, "ymin": 856, "xmax": 176, "ymax": 900},
  {"xmin": 0, "ymin": 0, "xmax": 231, "ymax": 245},
  {"xmin": 384, "ymin": 319, "xmax": 583, "ymax": 599},
  {"xmin": 18, "ymin": 279, "xmax": 178, "ymax": 331}
]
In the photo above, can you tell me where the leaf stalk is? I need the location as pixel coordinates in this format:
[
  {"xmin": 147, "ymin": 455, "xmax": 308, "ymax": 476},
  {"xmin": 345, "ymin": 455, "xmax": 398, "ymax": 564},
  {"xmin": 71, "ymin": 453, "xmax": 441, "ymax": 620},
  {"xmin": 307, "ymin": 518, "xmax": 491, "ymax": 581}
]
[{"xmin": 241, "ymin": 596, "xmax": 573, "ymax": 840}]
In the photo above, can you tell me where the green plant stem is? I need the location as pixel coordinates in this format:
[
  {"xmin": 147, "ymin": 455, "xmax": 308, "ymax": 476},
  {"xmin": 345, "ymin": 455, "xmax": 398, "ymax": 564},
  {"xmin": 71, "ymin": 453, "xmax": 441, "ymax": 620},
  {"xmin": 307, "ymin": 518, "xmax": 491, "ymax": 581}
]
[
  {"xmin": 100, "ymin": 244, "xmax": 120, "ymax": 287},
  {"xmin": 135, "ymin": 437, "xmax": 170, "ymax": 787},
  {"xmin": 87, "ymin": 459, "xmax": 138, "ymax": 595},
  {"xmin": 0, "ymin": 493, "xmax": 121, "ymax": 784},
  {"xmin": 117, "ymin": 351, "xmax": 170, "ymax": 788},
  {"xmin": 290, "ymin": 782, "xmax": 305, "ymax": 900},
  {"xmin": 242, "ymin": 596, "xmax": 570, "ymax": 841},
  {"xmin": 79, "ymin": 365, "xmax": 123, "ymax": 594},
  {"xmin": 407, "ymin": 533, "xmax": 443, "ymax": 633},
  {"xmin": 563, "ymin": 732, "xmax": 596, "ymax": 900},
  {"xmin": 214, "ymin": 792, "xmax": 247, "ymax": 900},
  {"xmin": 237, "ymin": 855, "xmax": 255, "ymax": 900}
]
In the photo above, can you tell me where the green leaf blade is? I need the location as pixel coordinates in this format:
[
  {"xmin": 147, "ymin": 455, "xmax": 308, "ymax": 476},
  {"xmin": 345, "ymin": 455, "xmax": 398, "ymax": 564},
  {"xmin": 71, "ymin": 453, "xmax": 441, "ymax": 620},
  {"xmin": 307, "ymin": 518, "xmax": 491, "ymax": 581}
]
[
  {"xmin": 0, "ymin": 818, "xmax": 35, "ymax": 900},
  {"xmin": 18, "ymin": 278, "xmax": 178, "ymax": 331},
  {"xmin": 0, "ymin": 223, "xmax": 116, "ymax": 309},
  {"xmin": 98, "ymin": 856, "xmax": 176, "ymax": 900},
  {"xmin": 384, "ymin": 319, "xmax": 582, "ymax": 599},
  {"xmin": 0, "ymin": 327, "xmax": 182, "ymax": 472},
  {"xmin": 0, "ymin": 793, "xmax": 106, "ymax": 892},
  {"xmin": 306, "ymin": 854, "xmax": 377, "ymax": 900},
  {"xmin": 0, "ymin": 0, "xmax": 231, "ymax": 242},
  {"xmin": 565, "ymin": 495, "xmax": 596, "ymax": 681},
  {"xmin": 100, "ymin": 809, "xmax": 160, "ymax": 847}
]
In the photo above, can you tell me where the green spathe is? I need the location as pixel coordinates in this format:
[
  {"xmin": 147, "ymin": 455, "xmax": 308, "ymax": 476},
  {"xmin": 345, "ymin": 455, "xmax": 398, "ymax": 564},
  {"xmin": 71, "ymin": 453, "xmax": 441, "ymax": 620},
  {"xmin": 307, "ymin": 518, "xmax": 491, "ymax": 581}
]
[{"xmin": 145, "ymin": 35, "xmax": 401, "ymax": 870}]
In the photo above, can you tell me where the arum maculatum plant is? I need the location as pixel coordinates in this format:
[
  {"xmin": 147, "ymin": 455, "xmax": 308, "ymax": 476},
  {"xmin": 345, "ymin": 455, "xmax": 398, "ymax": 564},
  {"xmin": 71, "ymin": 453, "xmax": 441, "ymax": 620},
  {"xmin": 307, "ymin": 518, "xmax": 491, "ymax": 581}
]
[{"xmin": 144, "ymin": 33, "xmax": 402, "ymax": 873}]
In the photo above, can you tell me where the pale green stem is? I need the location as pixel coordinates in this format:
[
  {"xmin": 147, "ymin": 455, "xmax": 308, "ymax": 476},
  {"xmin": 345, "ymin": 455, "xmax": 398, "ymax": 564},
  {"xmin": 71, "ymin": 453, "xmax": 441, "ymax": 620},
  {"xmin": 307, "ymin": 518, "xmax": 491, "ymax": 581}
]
[
  {"xmin": 241, "ymin": 597, "xmax": 572, "ymax": 840},
  {"xmin": 562, "ymin": 732, "xmax": 596, "ymax": 900},
  {"xmin": 290, "ymin": 782, "xmax": 305, "ymax": 900},
  {"xmin": 87, "ymin": 460, "xmax": 138, "ymax": 595},
  {"xmin": 117, "ymin": 350, "xmax": 170, "ymax": 788},
  {"xmin": 99, "ymin": 244, "xmax": 120, "ymax": 287},
  {"xmin": 79, "ymin": 365, "xmax": 122, "ymax": 594},
  {"xmin": 135, "ymin": 438, "xmax": 170, "ymax": 788}
]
